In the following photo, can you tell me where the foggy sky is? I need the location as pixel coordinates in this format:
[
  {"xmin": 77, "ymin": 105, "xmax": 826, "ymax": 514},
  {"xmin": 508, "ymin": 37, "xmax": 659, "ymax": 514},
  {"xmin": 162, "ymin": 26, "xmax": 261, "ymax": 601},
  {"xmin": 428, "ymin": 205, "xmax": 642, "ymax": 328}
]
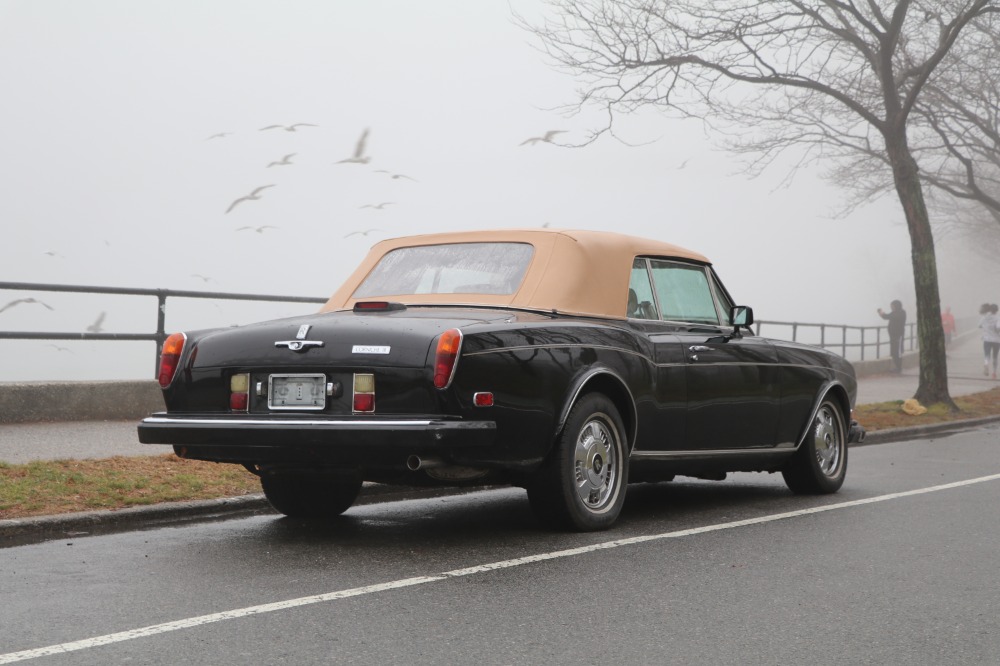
[{"xmin": 0, "ymin": 0, "xmax": 994, "ymax": 382}]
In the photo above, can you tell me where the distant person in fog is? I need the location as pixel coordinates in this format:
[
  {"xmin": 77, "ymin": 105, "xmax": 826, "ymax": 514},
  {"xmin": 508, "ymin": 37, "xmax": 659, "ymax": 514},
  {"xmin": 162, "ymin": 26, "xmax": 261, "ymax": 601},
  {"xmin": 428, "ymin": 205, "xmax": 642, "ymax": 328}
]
[
  {"xmin": 877, "ymin": 300, "xmax": 906, "ymax": 373},
  {"xmin": 941, "ymin": 306, "xmax": 956, "ymax": 345},
  {"xmin": 980, "ymin": 303, "xmax": 1000, "ymax": 380}
]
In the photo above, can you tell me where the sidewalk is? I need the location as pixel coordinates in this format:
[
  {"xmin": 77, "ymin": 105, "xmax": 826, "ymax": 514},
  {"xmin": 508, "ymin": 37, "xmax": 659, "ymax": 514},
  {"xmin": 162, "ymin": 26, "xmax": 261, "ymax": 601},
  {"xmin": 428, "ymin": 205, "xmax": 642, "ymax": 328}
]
[
  {"xmin": 0, "ymin": 332, "xmax": 994, "ymax": 465},
  {"xmin": 856, "ymin": 332, "xmax": 994, "ymax": 404}
]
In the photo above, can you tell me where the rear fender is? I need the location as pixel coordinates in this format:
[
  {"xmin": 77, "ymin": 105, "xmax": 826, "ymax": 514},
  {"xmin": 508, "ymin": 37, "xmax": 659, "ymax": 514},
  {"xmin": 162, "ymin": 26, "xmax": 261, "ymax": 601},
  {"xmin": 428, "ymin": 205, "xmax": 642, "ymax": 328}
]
[{"xmin": 555, "ymin": 368, "xmax": 637, "ymax": 453}]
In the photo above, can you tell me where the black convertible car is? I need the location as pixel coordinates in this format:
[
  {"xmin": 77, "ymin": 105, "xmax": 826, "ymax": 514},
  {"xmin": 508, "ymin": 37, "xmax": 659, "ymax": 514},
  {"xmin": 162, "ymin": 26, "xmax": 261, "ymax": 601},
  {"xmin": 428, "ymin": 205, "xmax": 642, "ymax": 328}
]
[{"xmin": 139, "ymin": 229, "xmax": 864, "ymax": 531}]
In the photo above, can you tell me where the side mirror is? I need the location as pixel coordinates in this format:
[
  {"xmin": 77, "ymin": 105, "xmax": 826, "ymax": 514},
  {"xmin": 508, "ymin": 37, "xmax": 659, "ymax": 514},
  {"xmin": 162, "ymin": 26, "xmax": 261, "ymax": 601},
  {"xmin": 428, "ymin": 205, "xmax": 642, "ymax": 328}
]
[{"xmin": 729, "ymin": 305, "xmax": 754, "ymax": 333}]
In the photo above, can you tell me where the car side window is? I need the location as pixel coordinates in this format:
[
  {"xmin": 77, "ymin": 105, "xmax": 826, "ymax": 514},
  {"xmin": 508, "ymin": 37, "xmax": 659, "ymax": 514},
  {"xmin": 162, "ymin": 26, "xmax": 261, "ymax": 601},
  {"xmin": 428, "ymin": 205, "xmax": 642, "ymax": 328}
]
[
  {"xmin": 648, "ymin": 260, "xmax": 720, "ymax": 325},
  {"xmin": 628, "ymin": 259, "xmax": 659, "ymax": 319}
]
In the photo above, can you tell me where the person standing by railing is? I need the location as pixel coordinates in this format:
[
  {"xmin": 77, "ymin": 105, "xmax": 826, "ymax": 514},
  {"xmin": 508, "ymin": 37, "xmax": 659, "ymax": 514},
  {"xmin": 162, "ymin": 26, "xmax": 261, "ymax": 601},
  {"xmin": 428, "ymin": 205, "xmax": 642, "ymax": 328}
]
[
  {"xmin": 877, "ymin": 300, "xmax": 906, "ymax": 373},
  {"xmin": 979, "ymin": 303, "xmax": 1000, "ymax": 380}
]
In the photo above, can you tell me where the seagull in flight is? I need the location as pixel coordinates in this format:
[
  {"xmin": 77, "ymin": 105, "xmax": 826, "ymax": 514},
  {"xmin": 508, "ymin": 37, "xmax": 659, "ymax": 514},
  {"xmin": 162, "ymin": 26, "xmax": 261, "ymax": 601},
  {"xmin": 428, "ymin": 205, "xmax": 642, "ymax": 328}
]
[
  {"xmin": 0, "ymin": 297, "xmax": 54, "ymax": 315},
  {"xmin": 344, "ymin": 228, "xmax": 383, "ymax": 238},
  {"xmin": 191, "ymin": 274, "xmax": 217, "ymax": 283},
  {"xmin": 225, "ymin": 185, "xmax": 276, "ymax": 213},
  {"xmin": 336, "ymin": 128, "xmax": 371, "ymax": 164},
  {"xmin": 519, "ymin": 130, "xmax": 566, "ymax": 146},
  {"xmin": 360, "ymin": 202, "xmax": 394, "ymax": 210},
  {"xmin": 42, "ymin": 250, "xmax": 65, "ymax": 258},
  {"xmin": 374, "ymin": 169, "xmax": 417, "ymax": 181},
  {"xmin": 237, "ymin": 225, "xmax": 279, "ymax": 234},
  {"xmin": 206, "ymin": 132, "xmax": 232, "ymax": 140},
  {"xmin": 47, "ymin": 344, "xmax": 72, "ymax": 353},
  {"xmin": 86, "ymin": 312, "xmax": 106, "ymax": 333},
  {"xmin": 259, "ymin": 123, "xmax": 318, "ymax": 132},
  {"xmin": 267, "ymin": 153, "xmax": 296, "ymax": 168}
]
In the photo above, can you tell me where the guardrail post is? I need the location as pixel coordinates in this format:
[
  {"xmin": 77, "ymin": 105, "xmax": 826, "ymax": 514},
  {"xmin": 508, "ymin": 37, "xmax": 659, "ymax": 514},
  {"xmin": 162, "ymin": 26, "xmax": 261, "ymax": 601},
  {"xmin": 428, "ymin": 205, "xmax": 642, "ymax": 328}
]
[
  {"xmin": 155, "ymin": 291, "xmax": 167, "ymax": 377},
  {"xmin": 859, "ymin": 327, "xmax": 865, "ymax": 361}
]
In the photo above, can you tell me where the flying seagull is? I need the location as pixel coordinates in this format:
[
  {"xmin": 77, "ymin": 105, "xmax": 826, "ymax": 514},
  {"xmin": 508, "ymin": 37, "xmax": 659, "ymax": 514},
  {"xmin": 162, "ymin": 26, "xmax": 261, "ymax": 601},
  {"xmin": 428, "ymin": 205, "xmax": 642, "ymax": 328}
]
[
  {"xmin": 191, "ymin": 274, "xmax": 217, "ymax": 283},
  {"xmin": 519, "ymin": 130, "xmax": 566, "ymax": 146},
  {"xmin": 359, "ymin": 202, "xmax": 394, "ymax": 210},
  {"xmin": 374, "ymin": 169, "xmax": 417, "ymax": 181},
  {"xmin": 267, "ymin": 153, "xmax": 296, "ymax": 168},
  {"xmin": 86, "ymin": 311, "xmax": 106, "ymax": 333},
  {"xmin": 42, "ymin": 250, "xmax": 65, "ymax": 258},
  {"xmin": 344, "ymin": 228, "xmax": 383, "ymax": 238},
  {"xmin": 237, "ymin": 225, "xmax": 279, "ymax": 234},
  {"xmin": 47, "ymin": 344, "xmax": 72, "ymax": 353},
  {"xmin": 336, "ymin": 128, "xmax": 371, "ymax": 164},
  {"xmin": 206, "ymin": 132, "xmax": 232, "ymax": 140},
  {"xmin": 259, "ymin": 123, "xmax": 318, "ymax": 132},
  {"xmin": 225, "ymin": 185, "xmax": 276, "ymax": 213},
  {"xmin": 0, "ymin": 297, "xmax": 54, "ymax": 315}
]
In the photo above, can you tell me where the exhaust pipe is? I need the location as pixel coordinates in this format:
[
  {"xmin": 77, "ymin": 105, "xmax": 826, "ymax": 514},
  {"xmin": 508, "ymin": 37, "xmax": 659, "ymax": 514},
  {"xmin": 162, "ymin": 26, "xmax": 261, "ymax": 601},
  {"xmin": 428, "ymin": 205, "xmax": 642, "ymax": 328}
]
[{"xmin": 406, "ymin": 455, "xmax": 445, "ymax": 471}]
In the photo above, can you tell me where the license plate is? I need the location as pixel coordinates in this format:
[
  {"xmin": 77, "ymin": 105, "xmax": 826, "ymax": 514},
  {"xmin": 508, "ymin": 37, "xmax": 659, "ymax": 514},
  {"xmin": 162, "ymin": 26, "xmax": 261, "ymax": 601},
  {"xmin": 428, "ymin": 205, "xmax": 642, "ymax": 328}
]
[{"xmin": 268, "ymin": 374, "xmax": 326, "ymax": 410}]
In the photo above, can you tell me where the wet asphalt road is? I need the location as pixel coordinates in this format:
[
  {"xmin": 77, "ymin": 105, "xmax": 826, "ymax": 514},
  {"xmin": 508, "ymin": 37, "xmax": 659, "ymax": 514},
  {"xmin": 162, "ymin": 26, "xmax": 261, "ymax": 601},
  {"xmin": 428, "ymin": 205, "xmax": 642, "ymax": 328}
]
[{"xmin": 1, "ymin": 425, "xmax": 998, "ymax": 665}]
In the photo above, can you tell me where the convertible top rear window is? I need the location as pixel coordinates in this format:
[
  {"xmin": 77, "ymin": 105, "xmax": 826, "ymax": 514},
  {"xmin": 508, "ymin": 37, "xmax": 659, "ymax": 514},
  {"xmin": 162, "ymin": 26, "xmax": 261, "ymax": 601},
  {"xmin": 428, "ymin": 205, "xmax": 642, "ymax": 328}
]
[{"xmin": 352, "ymin": 242, "xmax": 534, "ymax": 298}]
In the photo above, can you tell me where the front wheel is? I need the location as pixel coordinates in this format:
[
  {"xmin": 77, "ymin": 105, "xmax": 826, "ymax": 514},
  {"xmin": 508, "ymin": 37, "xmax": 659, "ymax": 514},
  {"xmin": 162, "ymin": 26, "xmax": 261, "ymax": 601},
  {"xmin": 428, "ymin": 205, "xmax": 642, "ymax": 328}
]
[
  {"xmin": 260, "ymin": 472, "xmax": 362, "ymax": 518},
  {"xmin": 782, "ymin": 398, "xmax": 848, "ymax": 494},
  {"xmin": 528, "ymin": 393, "xmax": 629, "ymax": 531}
]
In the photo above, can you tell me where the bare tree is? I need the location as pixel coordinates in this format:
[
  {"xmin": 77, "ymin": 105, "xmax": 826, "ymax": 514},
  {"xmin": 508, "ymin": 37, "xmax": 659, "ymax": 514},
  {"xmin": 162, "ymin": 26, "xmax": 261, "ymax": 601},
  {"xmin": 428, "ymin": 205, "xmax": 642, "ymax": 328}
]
[
  {"xmin": 524, "ymin": 0, "xmax": 999, "ymax": 406},
  {"xmin": 915, "ymin": 12, "xmax": 1000, "ymax": 215}
]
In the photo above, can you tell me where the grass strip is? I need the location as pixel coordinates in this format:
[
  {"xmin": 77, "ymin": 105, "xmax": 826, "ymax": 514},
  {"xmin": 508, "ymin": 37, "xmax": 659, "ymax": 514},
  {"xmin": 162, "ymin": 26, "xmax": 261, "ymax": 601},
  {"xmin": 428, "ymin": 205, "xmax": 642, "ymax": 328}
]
[{"xmin": 0, "ymin": 454, "xmax": 259, "ymax": 521}]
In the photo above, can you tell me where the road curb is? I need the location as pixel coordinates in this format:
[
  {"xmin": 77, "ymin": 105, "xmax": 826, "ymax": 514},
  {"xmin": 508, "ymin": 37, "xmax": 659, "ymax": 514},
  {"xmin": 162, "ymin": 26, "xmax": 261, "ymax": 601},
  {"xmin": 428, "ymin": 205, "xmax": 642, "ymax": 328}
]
[
  {"xmin": 854, "ymin": 414, "xmax": 1000, "ymax": 445},
  {"xmin": 0, "ymin": 482, "xmax": 501, "ymax": 547}
]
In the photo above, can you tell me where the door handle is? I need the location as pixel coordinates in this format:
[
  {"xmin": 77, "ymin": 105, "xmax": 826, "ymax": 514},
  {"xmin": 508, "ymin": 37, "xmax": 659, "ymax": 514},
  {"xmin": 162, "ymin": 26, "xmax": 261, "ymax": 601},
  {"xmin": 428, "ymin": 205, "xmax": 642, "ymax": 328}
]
[{"xmin": 688, "ymin": 345, "xmax": 713, "ymax": 352}]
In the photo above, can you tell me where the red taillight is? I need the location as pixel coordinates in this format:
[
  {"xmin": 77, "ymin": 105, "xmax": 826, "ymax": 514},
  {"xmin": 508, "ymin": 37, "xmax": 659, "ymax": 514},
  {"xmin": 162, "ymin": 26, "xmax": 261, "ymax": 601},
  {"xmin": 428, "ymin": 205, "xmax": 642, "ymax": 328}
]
[
  {"xmin": 434, "ymin": 328, "xmax": 463, "ymax": 389},
  {"xmin": 353, "ymin": 393, "xmax": 375, "ymax": 412},
  {"xmin": 157, "ymin": 332, "xmax": 186, "ymax": 387}
]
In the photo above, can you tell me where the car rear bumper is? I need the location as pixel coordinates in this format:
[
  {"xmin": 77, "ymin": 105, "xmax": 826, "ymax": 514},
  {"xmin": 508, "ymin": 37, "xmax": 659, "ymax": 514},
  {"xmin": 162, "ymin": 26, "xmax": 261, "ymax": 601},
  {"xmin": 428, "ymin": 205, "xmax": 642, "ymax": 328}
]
[{"xmin": 138, "ymin": 413, "xmax": 498, "ymax": 466}]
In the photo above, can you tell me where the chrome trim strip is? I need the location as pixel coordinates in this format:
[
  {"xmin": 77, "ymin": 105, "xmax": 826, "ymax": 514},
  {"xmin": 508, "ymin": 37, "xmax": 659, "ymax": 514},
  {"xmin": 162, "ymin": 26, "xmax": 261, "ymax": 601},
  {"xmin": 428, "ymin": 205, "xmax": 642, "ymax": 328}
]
[
  {"xmin": 630, "ymin": 446, "xmax": 795, "ymax": 460},
  {"xmin": 464, "ymin": 343, "xmax": 649, "ymax": 362},
  {"xmin": 464, "ymin": 344, "xmax": 853, "ymax": 377},
  {"xmin": 143, "ymin": 417, "xmax": 436, "ymax": 427}
]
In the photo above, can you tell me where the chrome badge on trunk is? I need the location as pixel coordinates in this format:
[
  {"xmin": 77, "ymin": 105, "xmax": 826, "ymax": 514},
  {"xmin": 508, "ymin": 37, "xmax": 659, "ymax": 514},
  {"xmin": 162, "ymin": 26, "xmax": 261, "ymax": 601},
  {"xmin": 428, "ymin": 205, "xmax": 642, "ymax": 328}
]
[{"xmin": 275, "ymin": 324, "xmax": 324, "ymax": 352}]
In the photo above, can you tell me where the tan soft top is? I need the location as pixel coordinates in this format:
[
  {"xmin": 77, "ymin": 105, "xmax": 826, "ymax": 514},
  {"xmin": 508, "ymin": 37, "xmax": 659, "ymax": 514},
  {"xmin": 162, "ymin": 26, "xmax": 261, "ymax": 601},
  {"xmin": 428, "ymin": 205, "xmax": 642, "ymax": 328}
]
[{"xmin": 322, "ymin": 228, "xmax": 710, "ymax": 319}]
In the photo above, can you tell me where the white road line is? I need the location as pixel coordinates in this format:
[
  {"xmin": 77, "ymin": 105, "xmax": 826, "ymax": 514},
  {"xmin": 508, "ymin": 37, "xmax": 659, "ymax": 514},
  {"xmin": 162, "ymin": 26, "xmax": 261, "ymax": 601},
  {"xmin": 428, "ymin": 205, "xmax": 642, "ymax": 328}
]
[{"xmin": 3, "ymin": 473, "xmax": 1000, "ymax": 664}]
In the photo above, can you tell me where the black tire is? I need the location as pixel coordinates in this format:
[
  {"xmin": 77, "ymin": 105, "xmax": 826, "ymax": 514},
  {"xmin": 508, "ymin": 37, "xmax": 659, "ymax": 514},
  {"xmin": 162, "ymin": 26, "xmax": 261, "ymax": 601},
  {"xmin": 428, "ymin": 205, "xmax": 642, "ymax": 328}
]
[
  {"xmin": 260, "ymin": 472, "xmax": 362, "ymax": 518},
  {"xmin": 782, "ymin": 398, "xmax": 848, "ymax": 494},
  {"xmin": 528, "ymin": 393, "xmax": 629, "ymax": 531}
]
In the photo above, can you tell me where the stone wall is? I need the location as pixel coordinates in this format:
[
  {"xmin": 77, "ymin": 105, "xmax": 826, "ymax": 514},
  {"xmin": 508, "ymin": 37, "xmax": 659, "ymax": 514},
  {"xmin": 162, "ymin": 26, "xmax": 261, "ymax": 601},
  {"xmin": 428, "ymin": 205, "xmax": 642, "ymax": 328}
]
[{"xmin": 0, "ymin": 381, "xmax": 164, "ymax": 424}]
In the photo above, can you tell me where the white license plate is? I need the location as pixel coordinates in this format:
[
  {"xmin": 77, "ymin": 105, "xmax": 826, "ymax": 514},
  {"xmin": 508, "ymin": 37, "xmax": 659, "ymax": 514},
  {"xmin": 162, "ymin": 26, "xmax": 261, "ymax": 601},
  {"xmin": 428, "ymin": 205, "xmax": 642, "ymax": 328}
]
[{"xmin": 268, "ymin": 374, "xmax": 326, "ymax": 410}]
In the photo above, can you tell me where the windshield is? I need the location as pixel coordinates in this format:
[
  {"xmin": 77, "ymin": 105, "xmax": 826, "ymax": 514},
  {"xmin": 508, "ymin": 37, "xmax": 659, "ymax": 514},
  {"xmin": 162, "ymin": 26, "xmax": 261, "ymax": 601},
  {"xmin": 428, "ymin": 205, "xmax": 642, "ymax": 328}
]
[{"xmin": 352, "ymin": 242, "xmax": 534, "ymax": 298}]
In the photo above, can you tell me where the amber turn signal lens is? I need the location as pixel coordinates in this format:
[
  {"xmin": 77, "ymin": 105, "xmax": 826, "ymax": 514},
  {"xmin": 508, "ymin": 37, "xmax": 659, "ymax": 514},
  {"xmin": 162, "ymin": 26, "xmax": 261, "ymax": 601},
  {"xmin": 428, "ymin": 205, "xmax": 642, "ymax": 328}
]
[
  {"xmin": 434, "ymin": 328, "xmax": 463, "ymax": 389},
  {"xmin": 157, "ymin": 332, "xmax": 187, "ymax": 388}
]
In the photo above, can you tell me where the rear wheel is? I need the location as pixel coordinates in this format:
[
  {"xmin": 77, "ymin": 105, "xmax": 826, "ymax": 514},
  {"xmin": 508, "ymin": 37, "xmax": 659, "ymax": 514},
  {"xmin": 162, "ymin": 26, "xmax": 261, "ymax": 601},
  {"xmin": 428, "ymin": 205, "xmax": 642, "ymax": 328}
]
[
  {"xmin": 528, "ymin": 393, "xmax": 628, "ymax": 531},
  {"xmin": 782, "ymin": 398, "xmax": 848, "ymax": 494},
  {"xmin": 260, "ymin": 472, "xmax": 362, "ymax": 518}
]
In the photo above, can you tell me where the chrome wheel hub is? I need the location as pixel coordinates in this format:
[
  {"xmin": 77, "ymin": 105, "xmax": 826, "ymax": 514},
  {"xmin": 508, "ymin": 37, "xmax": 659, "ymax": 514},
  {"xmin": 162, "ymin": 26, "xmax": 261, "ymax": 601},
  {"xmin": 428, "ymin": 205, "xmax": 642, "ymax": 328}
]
[
  {"xmin": 574, "ymin": 418, "xmax": 618, "ymax": 510},
  {"xmin": 813, "ymin": 405, "xmax": 842, "ymax": 476}
]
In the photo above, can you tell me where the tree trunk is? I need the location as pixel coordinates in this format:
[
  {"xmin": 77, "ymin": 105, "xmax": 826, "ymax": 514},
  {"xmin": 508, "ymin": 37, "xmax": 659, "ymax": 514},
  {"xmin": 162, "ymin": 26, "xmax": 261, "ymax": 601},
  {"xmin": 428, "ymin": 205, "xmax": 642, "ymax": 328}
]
[{"xmin": 885, "ymin": 131, "xmax": 956, "ymax": 408}]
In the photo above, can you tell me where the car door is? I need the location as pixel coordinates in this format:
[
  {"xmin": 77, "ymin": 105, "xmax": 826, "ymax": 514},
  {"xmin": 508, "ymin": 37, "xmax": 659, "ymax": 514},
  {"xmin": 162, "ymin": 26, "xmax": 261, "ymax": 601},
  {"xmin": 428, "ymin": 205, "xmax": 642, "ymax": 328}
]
[{"xmin": 645, "ymin": 258, "xmax": 780, "ymax": 450}]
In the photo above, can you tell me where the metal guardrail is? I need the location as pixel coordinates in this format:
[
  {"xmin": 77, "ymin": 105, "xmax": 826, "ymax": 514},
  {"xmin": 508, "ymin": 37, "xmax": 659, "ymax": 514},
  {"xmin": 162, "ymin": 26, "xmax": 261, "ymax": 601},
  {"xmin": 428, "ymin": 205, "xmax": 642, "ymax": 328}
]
[
  {"xmin": 0, "ymin": 281, "xmax": 327, "ymax": 374},
  {"xmin": 2, "ymin": 280, "xmax": 967, "ymax": 370},
  {"xmin": 755, "ymin": 319, "xmax": 919, "ymax": 362}
]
